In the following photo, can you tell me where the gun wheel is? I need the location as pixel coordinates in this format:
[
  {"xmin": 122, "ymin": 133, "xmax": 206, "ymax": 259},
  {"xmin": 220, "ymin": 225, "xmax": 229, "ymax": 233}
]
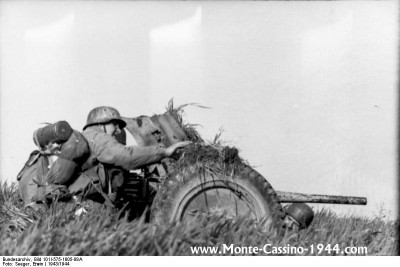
[{"xmin": 150, "ymin": 163, "xmax": 284, "ymax": 230}]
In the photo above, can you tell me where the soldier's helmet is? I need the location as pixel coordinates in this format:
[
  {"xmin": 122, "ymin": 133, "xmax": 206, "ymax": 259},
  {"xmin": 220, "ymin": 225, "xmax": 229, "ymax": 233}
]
[
  {"xmin": 83, "ymin": 106, "xmax": 127, "ymax": 130},
  {"xmin": 285, "ymin": 203, "xmax": 314, "ymax": 228}
]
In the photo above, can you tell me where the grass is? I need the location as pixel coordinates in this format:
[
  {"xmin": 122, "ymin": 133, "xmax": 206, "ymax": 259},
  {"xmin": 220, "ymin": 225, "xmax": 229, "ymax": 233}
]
[
  {"xmin": 2, "ymin": 102, "xmax": 398, "ymax": 255},
  {"xmin": 1, "ymin": 182, "xmax": 398, "ymax": 256}
]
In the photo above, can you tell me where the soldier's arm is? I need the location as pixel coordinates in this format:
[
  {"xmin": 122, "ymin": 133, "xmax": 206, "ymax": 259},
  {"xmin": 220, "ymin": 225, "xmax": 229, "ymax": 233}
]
[{"xmin": 90, "ymin": 132, "xmax": 189, "ymax": 170}]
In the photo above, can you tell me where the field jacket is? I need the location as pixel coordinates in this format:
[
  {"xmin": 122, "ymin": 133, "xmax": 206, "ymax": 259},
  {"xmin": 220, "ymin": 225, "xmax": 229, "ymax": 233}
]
[
  {"xmin": 68, "ymin": 126, "xmax": 165, "ymax": 198},
  {"xmin": 82, "ymin": 125, "xmax": 166, "ymax": 170}
]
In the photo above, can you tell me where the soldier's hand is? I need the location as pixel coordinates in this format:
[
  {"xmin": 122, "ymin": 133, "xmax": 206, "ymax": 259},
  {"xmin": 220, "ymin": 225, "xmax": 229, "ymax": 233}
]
[{"xmin": 163, "ymin": 141, "xmax": 191, "ymax": 157}]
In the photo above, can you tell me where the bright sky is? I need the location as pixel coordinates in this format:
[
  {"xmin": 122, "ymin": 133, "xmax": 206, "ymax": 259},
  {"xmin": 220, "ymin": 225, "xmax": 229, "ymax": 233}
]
[{"xmin": 0, "ymin": 1, "xmax": 398, "ymax": 219}]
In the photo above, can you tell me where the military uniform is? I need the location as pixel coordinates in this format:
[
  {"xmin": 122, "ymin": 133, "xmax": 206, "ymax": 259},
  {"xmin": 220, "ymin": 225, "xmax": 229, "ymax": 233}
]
[
  {"xmin": 82, "ymin": 126, "xmax": 165, "ymax": 170},
  {"xmin": 19, "ymin": 106, "xmax": 188, "ymax": 210},
  {"xmin": 68, "ymin": 119, "xmax": 165, "ymax": 203}
]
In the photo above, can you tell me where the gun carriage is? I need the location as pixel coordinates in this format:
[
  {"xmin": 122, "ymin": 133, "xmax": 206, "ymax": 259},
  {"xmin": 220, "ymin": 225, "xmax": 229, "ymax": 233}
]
[{"xmin": 117, "ymin": 112, "xmax": 366, "ymax": 227}]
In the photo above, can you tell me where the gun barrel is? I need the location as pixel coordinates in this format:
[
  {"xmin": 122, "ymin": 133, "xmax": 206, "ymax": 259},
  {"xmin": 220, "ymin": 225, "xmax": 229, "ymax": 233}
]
[{"xmin": 276, "ymin": 191, "xmax": 367, "ymax": 205}]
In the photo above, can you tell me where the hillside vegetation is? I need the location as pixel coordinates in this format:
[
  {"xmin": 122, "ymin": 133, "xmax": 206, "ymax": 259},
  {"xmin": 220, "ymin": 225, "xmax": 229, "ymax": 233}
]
[{"xmin": 1, "ymin": 182, "xmax": 398, "ymax": 256}]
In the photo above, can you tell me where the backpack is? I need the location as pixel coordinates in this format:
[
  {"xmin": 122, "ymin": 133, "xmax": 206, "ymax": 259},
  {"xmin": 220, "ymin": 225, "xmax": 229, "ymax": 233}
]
[
  {"xmin": 17, "ymin": 125, "xmax": 89, "ymax": 205},
  {"xmin": 17, "ymin": 150, "xmax": 43, "ymax": 204}
]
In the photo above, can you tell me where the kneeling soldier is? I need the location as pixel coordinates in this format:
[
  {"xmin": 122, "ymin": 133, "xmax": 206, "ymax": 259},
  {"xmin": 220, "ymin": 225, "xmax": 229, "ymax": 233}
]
[{"xmin": 68, "ymin": 106, "xmax": 189, "ymax": 208}]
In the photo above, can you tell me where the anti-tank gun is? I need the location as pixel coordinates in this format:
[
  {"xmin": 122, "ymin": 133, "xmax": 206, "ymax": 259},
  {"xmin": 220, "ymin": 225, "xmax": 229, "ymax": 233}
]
[{"xmin": 116, "ymin": 111, "xmax": 367, "ymax": 228}]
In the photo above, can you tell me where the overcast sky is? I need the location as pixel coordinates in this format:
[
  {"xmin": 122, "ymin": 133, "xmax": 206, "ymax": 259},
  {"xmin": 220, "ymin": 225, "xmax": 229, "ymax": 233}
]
[{"xmin": 0, "ymin": 1, "xmax": 398, "ymax": 219}]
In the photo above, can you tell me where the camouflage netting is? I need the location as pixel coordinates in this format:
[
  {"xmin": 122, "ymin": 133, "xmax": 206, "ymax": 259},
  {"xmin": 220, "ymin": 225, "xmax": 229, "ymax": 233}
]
[
  {"xmin": 165, "ymin": 99, "xmax": 204, "ymax": 143},
  {"xmin": 175, "ymin": 143, "xmax": 242, "ymax": 168},
  {"xmin": 164, "ymin": 100, "xmax": 244, "ymax": 175}
]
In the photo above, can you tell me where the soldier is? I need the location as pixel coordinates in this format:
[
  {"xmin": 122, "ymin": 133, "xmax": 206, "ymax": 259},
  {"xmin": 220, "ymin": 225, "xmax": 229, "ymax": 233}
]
[
  {"xmin": 68, "ymin": 106, "xmax": 190, "ymax": 208},
  {"xmin": 283, "ymin": 203, "xmax": 315, "ymax": 230}
]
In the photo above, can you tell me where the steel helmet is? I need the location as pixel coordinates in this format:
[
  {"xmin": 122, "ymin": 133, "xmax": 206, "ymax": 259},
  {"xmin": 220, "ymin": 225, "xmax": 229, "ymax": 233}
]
[
  {"xmin": 83, "ymin": 106, "xmax": 126, "ymax": 130},
  {"xmin": 285, "ymin": 203, "xmax": 314, "ymax": 228}
]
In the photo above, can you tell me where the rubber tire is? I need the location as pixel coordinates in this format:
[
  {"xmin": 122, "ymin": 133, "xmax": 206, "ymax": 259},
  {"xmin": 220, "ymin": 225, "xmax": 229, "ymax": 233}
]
[{"xmin": 150, "ymin": 163, "xmax": 284, "ymax": 230}]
